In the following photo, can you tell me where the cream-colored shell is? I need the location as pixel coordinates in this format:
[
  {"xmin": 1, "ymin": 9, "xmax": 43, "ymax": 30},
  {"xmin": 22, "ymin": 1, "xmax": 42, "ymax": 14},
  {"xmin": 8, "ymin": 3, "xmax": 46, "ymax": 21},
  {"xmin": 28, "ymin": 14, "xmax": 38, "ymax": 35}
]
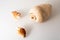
[{"xmin": 29, "ymin": 4, "xmax": 52, "ymax": 23}]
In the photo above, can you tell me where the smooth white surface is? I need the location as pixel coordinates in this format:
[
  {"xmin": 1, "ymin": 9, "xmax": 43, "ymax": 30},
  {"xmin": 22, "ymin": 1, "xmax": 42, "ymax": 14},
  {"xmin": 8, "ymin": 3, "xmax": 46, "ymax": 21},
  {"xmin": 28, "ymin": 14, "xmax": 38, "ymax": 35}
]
[{"xmin": 0, "ymin": 0, "xmax": 60, "ymax": 40}]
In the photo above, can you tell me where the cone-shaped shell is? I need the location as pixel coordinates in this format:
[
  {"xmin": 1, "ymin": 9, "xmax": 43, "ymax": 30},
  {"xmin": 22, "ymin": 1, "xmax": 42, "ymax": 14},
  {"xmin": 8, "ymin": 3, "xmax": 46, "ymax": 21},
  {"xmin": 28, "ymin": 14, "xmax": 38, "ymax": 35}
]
[{"xmin": 29, "ymin": 4, "xmax": 52, "ymax": 23}]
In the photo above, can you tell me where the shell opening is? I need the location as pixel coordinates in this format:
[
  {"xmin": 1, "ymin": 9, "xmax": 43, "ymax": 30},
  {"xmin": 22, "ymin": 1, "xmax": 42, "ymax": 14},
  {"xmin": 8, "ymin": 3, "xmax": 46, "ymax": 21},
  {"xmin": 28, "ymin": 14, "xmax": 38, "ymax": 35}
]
[{"xmin": 31, "ymin": 16, "xmax": 37, "ymax": 20}]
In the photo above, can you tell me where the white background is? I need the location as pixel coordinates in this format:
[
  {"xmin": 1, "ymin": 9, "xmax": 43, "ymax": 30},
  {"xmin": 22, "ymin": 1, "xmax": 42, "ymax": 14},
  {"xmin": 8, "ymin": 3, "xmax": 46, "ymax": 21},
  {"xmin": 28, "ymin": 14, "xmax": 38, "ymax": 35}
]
[{"xmin": 0, "ymin": 0, "xmax": 60, "ymax": 40}]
